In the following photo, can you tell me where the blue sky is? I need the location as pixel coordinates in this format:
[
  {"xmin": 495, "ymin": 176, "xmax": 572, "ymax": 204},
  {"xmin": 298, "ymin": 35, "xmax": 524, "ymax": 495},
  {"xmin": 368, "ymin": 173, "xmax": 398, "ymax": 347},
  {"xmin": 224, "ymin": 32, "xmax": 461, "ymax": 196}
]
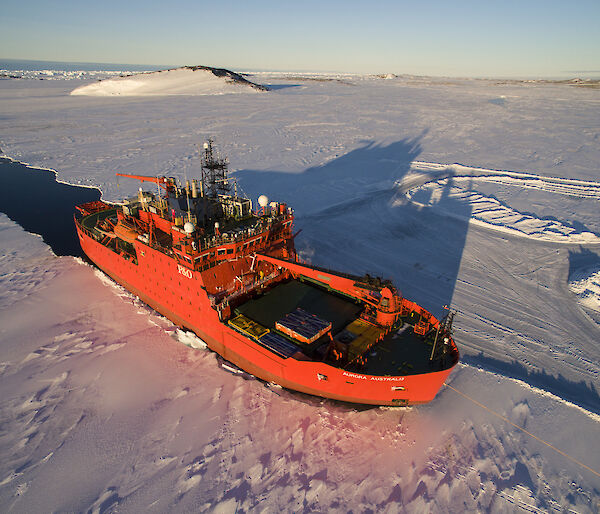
[{"xmin": 2, "ymin": 0, "xmax": 599, "ymax": 77}]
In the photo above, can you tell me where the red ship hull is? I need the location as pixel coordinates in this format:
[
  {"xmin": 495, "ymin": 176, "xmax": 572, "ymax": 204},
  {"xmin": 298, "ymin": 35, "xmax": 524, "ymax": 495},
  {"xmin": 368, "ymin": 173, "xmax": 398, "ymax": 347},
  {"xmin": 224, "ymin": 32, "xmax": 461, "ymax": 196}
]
[{"xmin": 76, "ymin": 217, "xmax": 457, "ymax": 406}]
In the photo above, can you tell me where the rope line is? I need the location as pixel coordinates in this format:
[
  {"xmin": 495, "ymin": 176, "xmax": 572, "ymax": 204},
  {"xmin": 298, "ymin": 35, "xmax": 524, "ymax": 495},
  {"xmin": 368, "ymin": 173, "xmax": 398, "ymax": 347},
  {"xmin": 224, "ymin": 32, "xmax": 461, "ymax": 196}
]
[{"xmin": 443, "ymin": 382, "xmax": 600, "ymax": 479}]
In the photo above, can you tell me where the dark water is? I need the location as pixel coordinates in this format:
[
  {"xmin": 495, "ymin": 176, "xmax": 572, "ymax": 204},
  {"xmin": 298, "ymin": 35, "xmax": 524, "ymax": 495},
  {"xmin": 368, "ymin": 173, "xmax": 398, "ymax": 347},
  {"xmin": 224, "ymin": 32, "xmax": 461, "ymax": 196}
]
[{"xmin": 0, "ymin": 159, "xmax": 101, "ymax": 256}]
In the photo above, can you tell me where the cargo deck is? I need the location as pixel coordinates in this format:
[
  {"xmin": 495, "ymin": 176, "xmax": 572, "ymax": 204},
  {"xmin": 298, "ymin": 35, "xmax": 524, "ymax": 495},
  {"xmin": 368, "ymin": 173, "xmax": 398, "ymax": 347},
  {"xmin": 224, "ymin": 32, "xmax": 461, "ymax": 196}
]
[{"xmin": 233, "ymin": 278, "xmax": 445, "ymax": 376}]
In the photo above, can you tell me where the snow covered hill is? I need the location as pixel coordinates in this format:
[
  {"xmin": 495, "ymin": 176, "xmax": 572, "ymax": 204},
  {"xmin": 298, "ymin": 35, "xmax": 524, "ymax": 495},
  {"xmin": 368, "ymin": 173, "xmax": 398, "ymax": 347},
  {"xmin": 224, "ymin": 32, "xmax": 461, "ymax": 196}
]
[{"xmin": 70, "ymin": 66, "xmax": 268, "ymax": 96}]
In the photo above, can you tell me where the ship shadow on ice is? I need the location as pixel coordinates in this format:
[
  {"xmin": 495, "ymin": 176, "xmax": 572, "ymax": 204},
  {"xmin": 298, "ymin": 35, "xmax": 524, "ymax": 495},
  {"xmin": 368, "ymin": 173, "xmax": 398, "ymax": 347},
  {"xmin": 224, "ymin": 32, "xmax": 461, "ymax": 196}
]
[
  {"xmin": 238, "ymin": 137, "xmax": 473, "ymax": 320},
  {"xmin": 0, "ymin": 158, "xmax": 101, "ymax": 256},
  {"xmin": 462, "ymin": 352, "xmax": 600, "ymax": 415},
  {"xmin": 568, "ymin": 247, "xmax": 600, "ymax": 278}
]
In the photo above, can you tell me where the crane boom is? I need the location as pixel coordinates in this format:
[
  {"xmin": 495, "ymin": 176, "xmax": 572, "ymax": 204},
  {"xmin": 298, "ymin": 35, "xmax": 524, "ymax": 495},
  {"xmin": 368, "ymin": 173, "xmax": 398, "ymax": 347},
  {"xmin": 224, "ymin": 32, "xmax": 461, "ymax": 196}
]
[{"xmin": 116, "ymin": 173, "xmax": 171, "ymax": 191}]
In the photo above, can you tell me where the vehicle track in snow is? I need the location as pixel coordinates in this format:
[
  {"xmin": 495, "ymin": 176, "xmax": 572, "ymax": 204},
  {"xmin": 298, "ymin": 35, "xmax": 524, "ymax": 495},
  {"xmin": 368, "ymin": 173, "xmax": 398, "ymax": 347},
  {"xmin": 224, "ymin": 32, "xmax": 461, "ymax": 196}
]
[
  {"xmin": 400, "ymin": 162, "xmax": 600, "ymax": 246},
  {"xmin": 409, "ymin": 162, "xmax": 600, "ymax": 199}
]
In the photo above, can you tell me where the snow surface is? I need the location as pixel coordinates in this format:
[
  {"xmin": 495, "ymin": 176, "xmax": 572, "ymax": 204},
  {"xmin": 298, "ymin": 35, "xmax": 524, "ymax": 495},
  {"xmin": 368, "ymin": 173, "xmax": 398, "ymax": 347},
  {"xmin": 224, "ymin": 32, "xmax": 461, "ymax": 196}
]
[
  {"xmin": 1, "ymin": 71, "xmax": 599, "ymax": 512},
  {"xmin": 402, "ymin": 168, "xmax": 600, "ymax": 244},
  {"xmin": 570, "ymin": 267, "xmax": 600, "ymax": 314},
  {"xmin": 70, "ymin": 67, "xmax": 266, "ymax": 97}
]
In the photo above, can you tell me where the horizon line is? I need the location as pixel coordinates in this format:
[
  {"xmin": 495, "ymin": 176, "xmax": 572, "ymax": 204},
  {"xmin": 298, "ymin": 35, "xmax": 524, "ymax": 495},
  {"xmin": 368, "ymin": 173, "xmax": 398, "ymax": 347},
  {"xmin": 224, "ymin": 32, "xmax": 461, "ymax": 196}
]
[{"xmin": 1, "ymin": 57, "xmax": 599, "ymax": 82}]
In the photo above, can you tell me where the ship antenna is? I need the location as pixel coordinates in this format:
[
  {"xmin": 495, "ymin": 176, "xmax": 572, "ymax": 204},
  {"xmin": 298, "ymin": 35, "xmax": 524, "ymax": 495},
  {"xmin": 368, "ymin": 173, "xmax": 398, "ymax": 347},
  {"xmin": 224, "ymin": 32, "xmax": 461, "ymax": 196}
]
[
  {"xmin": 196, "ymin": 144, "xmax": 205, "ymax": 197},
  {"xmin": 184, "ymin": 169, "xmax": 192, "ymax": 223}
]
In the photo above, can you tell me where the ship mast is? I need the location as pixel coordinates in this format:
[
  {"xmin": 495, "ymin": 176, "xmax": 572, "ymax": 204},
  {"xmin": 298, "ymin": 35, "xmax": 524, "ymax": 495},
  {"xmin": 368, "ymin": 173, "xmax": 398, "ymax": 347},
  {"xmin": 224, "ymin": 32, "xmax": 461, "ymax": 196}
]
[
  {"xmin": 430, "ymin": 309, "xmax": 455, "ymax": 361},
  {"xmin": 201, "ymin": 138, "xmax": 231, "ymax": 198}
]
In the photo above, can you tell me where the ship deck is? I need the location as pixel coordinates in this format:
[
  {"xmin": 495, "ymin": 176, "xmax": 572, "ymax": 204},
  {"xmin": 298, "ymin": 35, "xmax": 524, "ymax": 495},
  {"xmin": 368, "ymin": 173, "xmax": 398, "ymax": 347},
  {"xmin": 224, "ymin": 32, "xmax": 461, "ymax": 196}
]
[
  {"xmin": 354, "ymin": 326, "xmax": 448, "ymax": 376},
  {"xmin": 234, "ymin": 279, "xmax": 452, "ymax": 376},
  {"xmin": 80, "ymin": 207, "xmax": 117, "ymax": 231},
  {"xmin": 234, "ymin": 279, "xmax": 361, "ymax": 353}
]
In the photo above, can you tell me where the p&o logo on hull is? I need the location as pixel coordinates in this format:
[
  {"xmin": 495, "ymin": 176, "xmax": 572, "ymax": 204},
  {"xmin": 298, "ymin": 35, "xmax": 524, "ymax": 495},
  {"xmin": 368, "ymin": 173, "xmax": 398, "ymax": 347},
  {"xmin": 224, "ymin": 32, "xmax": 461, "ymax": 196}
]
[{"xmin": 177, "ymin": 264, "xmax": 193, "ymax": 279}]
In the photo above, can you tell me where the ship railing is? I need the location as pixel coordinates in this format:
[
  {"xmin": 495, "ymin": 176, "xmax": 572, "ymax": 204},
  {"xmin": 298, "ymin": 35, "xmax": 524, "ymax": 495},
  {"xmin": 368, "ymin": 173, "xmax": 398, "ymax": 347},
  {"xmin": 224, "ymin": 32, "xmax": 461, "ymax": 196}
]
[
  {"xmin": 75, "ymin": 220, "xmax": 94, "ymax": 239},
  {"xmin": 294, "ymin": 260, "xmax": 391, "ymax": 289},
  {"xmin": 75, "ymin": 201, "xmax": 112, "ymax": 217},
  {"xmin": 75, "ymin": 209, "xmax": 117, "ymax": 242},
  {"xmin": 76, "ymin": 222, "xmax": 107, "ymax": 245},
  {"xmin": 212, "ymin": 270, "xmax": 282, "ymax": 308},
  {"xmin": 185, "ymin": 221, "xmax": 280, "ymax": 262},
  {"xmin": 165, "ymin": 212, "xmax": 292, "ymax": 269}
]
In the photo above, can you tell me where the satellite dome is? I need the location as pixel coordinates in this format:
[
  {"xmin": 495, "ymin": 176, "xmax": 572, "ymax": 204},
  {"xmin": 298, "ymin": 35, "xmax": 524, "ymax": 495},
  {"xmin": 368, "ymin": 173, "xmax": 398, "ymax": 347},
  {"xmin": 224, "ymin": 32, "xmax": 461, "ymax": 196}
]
[
  {"xmin": 184, "ymin": 222, "xmax": 195, "ymax": 234},
  {"xmin": 214, "ymin": 221, "xmax": 220, "ymax": 229},
  {"xmin": 258, "ymin": 195, "xmax": 269, "ymax": 207}
]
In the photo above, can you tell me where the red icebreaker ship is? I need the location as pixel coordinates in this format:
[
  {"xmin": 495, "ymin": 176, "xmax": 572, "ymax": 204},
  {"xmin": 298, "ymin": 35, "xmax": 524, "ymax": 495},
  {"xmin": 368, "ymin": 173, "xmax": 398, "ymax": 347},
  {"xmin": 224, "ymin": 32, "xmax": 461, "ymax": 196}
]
[{"xmin": 75, "ymin": 141, "xmax": 459, "ymax": 406}]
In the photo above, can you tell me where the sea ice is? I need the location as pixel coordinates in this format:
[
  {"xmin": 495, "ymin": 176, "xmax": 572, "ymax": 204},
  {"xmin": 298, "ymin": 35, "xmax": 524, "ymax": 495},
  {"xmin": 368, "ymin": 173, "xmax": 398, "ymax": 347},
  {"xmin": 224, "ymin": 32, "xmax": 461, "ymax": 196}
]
[{"xmin": 0, "ymin": 69, "xmax": 599, "ymax": 512}]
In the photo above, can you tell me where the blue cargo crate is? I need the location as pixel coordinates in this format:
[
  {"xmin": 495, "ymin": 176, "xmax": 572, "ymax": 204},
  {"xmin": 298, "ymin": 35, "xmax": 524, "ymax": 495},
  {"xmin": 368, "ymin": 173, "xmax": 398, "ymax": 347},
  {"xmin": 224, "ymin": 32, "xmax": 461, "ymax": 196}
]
[
  {"xmin": 258, "ymin": 332, "xmax": 301, "ymax": 358},
  {"xmin": 275, "ymin": 308, "xmax": 332, "ymax": 344}
]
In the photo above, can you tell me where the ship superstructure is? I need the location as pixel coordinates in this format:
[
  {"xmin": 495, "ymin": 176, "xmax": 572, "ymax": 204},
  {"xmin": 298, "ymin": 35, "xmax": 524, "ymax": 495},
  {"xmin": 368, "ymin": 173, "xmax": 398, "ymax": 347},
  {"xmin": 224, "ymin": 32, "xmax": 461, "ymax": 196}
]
[{"xmin": 75, "ymin": 141, "xmax": 459, "ymax": 405}]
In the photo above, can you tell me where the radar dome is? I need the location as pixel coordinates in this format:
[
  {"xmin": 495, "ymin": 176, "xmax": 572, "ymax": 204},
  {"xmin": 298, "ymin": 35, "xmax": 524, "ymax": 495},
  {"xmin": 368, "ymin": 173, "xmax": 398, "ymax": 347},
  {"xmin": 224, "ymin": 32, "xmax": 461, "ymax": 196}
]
[
  {"xmin": 258, "ymin": 195, "xmax": 269, "ymax": 207},
  {"xmin": 184, "ymin": 222, "xmax": 195, "ymax": 234}
]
